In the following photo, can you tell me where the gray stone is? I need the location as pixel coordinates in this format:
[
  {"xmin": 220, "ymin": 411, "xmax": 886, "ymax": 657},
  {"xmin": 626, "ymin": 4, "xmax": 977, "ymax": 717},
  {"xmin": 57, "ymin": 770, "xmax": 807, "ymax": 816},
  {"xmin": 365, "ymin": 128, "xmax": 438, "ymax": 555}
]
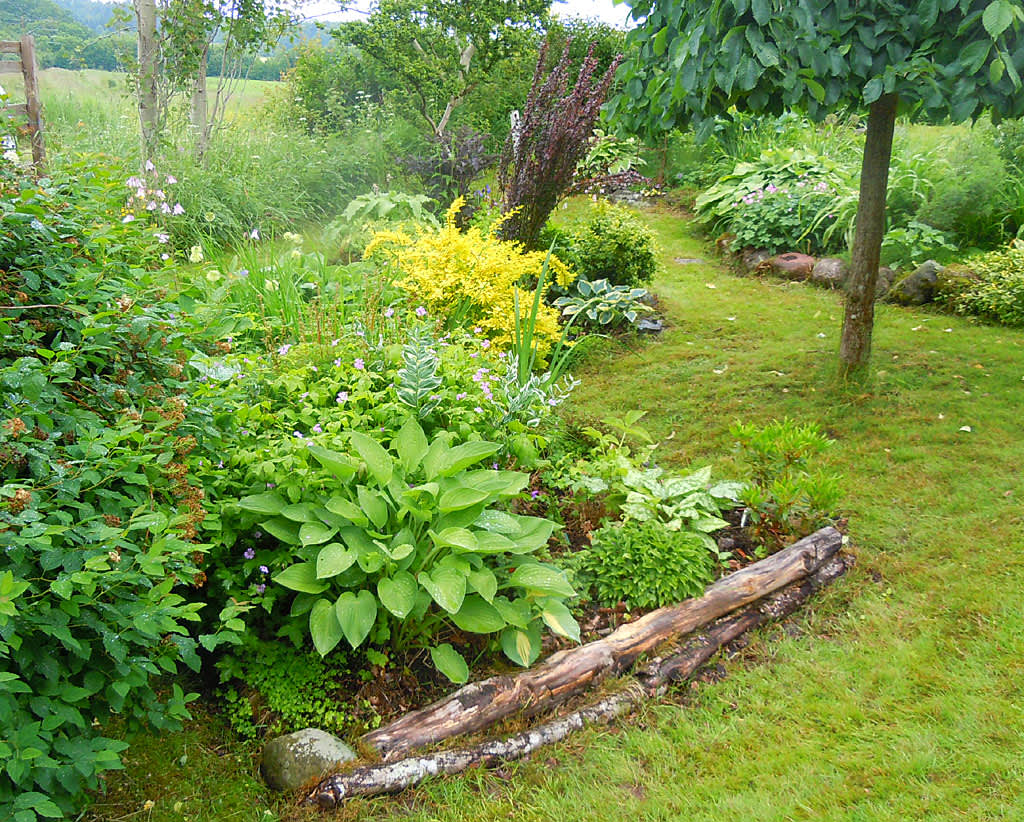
[
  {"xmin": 889, "ymin": 259, "xmax": 944, "ymax": 305},
  {"xmin": 810, "ymin": 257, "xmax": 848, "ymax": 289},
  {"xmin": 636, "ymin": 317, "xmax": 664, "ymax": 334},
  {"xmin": 741, "ymin": 247, "xmax": 772, "ymax": 272},
  {"xmin": 874, "ymin": 266, "xmax": 896, "ymax": 300},
  {"xmin": 261, "ymin": 728, "xmax": 356, "ymax": 792}
]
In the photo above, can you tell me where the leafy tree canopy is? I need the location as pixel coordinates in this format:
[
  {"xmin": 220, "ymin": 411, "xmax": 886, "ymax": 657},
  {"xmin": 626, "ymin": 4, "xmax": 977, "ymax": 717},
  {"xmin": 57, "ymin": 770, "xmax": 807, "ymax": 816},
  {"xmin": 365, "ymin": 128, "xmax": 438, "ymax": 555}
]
[{"xmin": 610, "ymin": 0, "xmax": 1024, "ymax": 140}]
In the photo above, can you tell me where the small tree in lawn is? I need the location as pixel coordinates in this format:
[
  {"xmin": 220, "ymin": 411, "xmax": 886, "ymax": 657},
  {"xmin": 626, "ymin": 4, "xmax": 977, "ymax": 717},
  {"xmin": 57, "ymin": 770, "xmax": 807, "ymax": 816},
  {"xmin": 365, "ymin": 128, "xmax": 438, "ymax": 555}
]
[
  {"xmin": 498, "ymin": 40, "xmax": 623, "ymax": 249},
  {"xmin": 610, "ymin": 0, "xmax": 1024, "ymax": 378}
]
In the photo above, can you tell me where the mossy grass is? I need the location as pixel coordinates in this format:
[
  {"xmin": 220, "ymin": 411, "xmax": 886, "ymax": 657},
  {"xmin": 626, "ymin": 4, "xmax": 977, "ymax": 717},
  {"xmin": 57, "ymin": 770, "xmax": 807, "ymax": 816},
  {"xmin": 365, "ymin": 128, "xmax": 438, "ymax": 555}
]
[{"xmin": 89, "ymin": 199, "xmax": 1024, "ymax": 822}]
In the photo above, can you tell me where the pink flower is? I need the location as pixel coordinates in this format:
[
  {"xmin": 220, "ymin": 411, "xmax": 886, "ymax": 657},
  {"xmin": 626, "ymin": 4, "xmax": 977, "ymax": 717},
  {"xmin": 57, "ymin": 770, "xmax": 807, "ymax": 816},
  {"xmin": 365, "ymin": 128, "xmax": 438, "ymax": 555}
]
[
  {"xmin": 172, "ymin": 203, "xmax": 185, "ymax": 216},
  {"xmin": 353, "ymin": 358, "xmax": 365, "ymax": 370},
  {"xmin": 415, "ymin": 306, "xmax": 427, "ymax": 317}
]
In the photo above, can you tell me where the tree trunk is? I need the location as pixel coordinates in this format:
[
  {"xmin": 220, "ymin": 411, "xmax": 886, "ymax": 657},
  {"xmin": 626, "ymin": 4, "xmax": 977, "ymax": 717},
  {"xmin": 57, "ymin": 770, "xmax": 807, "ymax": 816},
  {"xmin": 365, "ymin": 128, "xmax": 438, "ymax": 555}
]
[
  {"xmin": 361, "ymin": 526, "xmax": 843, "ymax": 759},
  {"xmin": 305, "ymin": 552, "xmax": 852, "ymax": 807},
  {"xmin": 838, "ymin": 92, "xmax": 899, "ymax": 379},
  {"xmin": 191, "ymin": 45, "xmax": 210, "ymax": 161},
  {"xmin": 133, "ymin": 0, "xmax": 159, "ymax": 164}
]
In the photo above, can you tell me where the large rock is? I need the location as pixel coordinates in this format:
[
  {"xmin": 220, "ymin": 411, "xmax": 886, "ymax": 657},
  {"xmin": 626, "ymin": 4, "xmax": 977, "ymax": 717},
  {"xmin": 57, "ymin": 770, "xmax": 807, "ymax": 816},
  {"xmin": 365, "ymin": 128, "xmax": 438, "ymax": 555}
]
[
  {"xmin": 874, "ymin": 266, "xmax": 897, "ymax": 300},
  {"xmin": 261, "ymin": 728, "xmax": 356, "ymax": 792},
  {"xmin": 810, "ymin": 257, "xmax": 848, "ymax": 289},
  {"xmin": 889, "ymin": 260, "xmax": 944, "ymax": 305},
  {"xmin": 741, "ymin": 247, "xmax": 772, "ymax": 272},
  {"xmin": 767, "ymin": 252, "xmax": 816, "ymax": 281}
]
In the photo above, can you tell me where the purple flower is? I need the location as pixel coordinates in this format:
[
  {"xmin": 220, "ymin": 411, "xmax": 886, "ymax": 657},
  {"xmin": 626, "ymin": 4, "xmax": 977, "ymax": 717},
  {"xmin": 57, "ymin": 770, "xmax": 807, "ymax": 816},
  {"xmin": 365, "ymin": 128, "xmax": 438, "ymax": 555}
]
[
  {"xmin": 312, "ymin": 423, "xmax": 322, "ymax": 434},
  {"xmin": 330, "ymin": 338, "xmax": 340, "ymax": 347},
  {"xmin": 250, "ymin": 228, "xmax": 260, "ymax": 240},
  {"xmin": 243, "ymin": 547, "xmax": 255, "ymax": 560},
  {"xmin": 278, "ymin": 343, "xmax": 292, "ymax": 356},
  {"xmin": 266, "ymin": 483, "xmax": 275, "ymax": 489},
  {"xmin": 256, "ymin": 584, "xmax": 266, "ymax": 595},
  {"xmin": 172, "ymin": 203, "xmax": 185, "ymax": 216},
  {"xmin": 415, "ymin": 306, "xmax": 427, "ymax": 317},
  {"xmin": 126, "ymin": 176, "xmax": 143, "ymax": 188},
  {"xmin": 353, "ymin": 358, "xmax": 365, "ymax": 370},
  {"xmin": 336, "ymin": 391, "xmax": 349, "ymax": 404},
  {"xmin": 492, "ymin": 462, "xmax": 499, "ymax": 470},
  {"xmin": 531, "ymin": 489, "xmax": 541, "ymax": 499},
  {"xmin": 383, "ymin": 307, "xmax": 394, "ymax": 318},
  {"xmin": 166, "ymin": 174, "xmax": 177, "ymax": 184},
  {"xmin": 145, "ymin": 159, "xmax": 156, "ymax": 172},
  {"xmin": 259, "ymin": 565, "xmax": 269, "ymax": 574},
  {"xmin": 294, "ymin": 431, "xmax": 304, "ymax": 439},
  {"xmin": 334, "ymin": 358, "xmax": 342, "ymax": 367},
  {"xmin": 473, "ymin": 326, "xmax": 482, "ymax": 334},
  {"xmin": 474, "ymin": 406, "xmax": 483, "ymax": 413},
  {"xmin": 481, "ymin": 339, "xmax": 491, "ymax": 349},
  {"xmin": 456, "ymin": 392, "xmax": 467, "ymax": 400},
  {"xmin": 217, "ymin": 460, "xmax": 224, "ymax": 469}
]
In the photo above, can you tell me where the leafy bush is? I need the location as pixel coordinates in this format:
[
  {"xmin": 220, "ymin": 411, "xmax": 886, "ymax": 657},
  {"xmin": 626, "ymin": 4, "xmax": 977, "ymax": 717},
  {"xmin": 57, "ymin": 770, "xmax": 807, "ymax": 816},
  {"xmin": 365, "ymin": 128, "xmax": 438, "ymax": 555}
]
[
  {"xmin": 498, "ymin": 40, "xmax": 623, "ymax": 248},
  {"xmin": 0, "ymin": 167, "xmax": 233, "ymax": 820},
  {"xmin": 731, "ymin": 419, "xmax": 842, "ymax": 554},
  {"xmin": 226, "ymin": 418, "xmax": 578, "ymax": 683},
  {"xmin": 567, "ymin": 519, "xmax": 716, "ymax": 610},
  {"xmin": 400, "ymin": 126, "xmax": 497, "ymax": 211},
  {"xmin": 552, "ymin": 201, "xmax": 660, "ymax": 287},
  {"xmin": 947, "ymin": 241, "xmax": 1024, "ymax": 326},
  {"xmin": 363, "ymin": 199, "xmax": 573, "ymax": 352},
  {"xmin": 881, "ymin": 221, "xmax": 958, "ymax": 270},
  {"xmin": 554, "ymin": 278, "xmax": 653, "ymax": 329}
]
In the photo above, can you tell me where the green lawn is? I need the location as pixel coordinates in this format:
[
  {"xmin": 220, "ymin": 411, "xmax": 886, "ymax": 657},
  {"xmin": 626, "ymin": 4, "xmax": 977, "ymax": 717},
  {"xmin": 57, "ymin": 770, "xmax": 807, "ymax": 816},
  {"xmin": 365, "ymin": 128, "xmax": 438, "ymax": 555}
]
[{"xmin": 88, "ymin": 201, "xmax": 1024, "ymax": 821}]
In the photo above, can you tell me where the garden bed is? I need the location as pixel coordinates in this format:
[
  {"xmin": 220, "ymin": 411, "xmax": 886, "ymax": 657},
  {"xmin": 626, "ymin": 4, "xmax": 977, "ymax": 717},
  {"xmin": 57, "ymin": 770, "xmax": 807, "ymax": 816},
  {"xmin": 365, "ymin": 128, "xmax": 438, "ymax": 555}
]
[{"xmin": 268, "ymin": 525, "xmax": 851, "ymax": 807}]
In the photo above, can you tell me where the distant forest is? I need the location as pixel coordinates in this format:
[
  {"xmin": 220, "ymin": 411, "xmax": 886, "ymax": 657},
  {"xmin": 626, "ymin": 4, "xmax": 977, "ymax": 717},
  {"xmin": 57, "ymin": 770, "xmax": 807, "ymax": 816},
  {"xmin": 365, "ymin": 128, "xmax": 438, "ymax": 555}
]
[{"xmin": 0, "ymin": 0, "xmax": 326, "ymax": 80}]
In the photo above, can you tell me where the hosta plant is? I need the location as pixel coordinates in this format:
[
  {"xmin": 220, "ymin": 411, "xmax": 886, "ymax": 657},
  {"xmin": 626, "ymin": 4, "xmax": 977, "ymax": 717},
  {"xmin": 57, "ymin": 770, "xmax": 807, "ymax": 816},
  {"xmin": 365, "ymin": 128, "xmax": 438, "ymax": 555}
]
[
  {"xmin": 554, "ymin": 278, "xmax": 653, "ymax": 329},
  {"xmin": 234, "ymin": 418, "xmax": 579, "ymax": 683}
]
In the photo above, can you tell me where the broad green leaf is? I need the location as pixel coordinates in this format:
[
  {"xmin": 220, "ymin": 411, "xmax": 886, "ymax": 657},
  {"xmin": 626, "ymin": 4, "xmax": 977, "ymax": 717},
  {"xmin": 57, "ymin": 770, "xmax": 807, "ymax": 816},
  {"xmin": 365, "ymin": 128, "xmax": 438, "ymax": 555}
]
[
  {"xmin": 451, "ymin": 595, "xmax": 506, "ymax": 633},
  {"xmin": 508, "ymin": 516, "xmax": 556, "ymax": 552},
  {"xmin": 316, "ymin": 543, "xmax": 356, "ymax": 578},
  {"xmin": 356, "ymin": 545, "xmax": 386, "ymax": 574},
  {"xmin": 863, "ymin": 76, "xmax": 884, "ymax": 104},
  {"xmin": 507, "ymin": 563, "xmax": 576, "ymax": 598},
  {"xmin": 262, "ymin": 516, "xmax": 301, "ymax": 545},
  {"xmin": 984, "ymin": 0, "xmax": 1014, "ymax": 38},
  {"xmin": 299, "ymin": 521, "xmax": 337, "ymax": 547},
  {"xmin": 652, "ymin": 25, "xmax": 668, "ymax": 56},
  {"xmin": 280, "ymin": 503, "xmax": 316, "ymax": 523},
  {"xmin": 273, "ymin": 562, "xmax": 328, "ymax": 594},
  {"xmin": 357, "ymin": 485, "xmax": 390, "ymax": 529},
  {"xmin": 421, "ymin": 435, "xmax": 449, "ymax": 481},
  {"xmin": 430, "ymin": 643, "xmax": 469, "ymax": 684},
  {"xmin": 474, "ymin": 509, "xmax": 522, "ymax": 535},
  {"xmin": 991, "ymin": 53, "xmax": 1006, "ymax": 85},
  {"xmin": 335, "ymin": 590, "xmax": 378, "ymax": 649},
  {"xmin": 467, "ymin": 567, "xmax": 498, "ymax": 603},
  {"xmin": 306, "ymin": 444, "xmax": 358, "ymax": 480},
  {"xmin": 436, "ymin": 441, "xmax": 501, "ymax": 477},
  {"xmin": 539, "ymin": 599, "xmax": 581, "ymax": 643},
  {"xmin": 309, "ymin": 598, "xmax": 344, "ymax": 656},
  {"xmin": 238, "ymin": 492, "xmax": 285, "ymax": 515},
  {"xmin": 395, "ymin": 417, "xmax": 429, "ymax": 472},
  {"xmin": 348, "ymin": 431, "xmax": 393, "ymax": 486},
  {"xmin": 961, "ymin": 38, "xmax": 992, "ymax": 73},
  {"xmin": 500, "ymin": 623, "xmax": 541, "ymax": 667},
  {"xmin": 127, "ymin": 511, "xmax": 168, "ymax": 532},
  {"xmin": 493, "ymin": 595, "xmax": 531, "ymax": 628},
  {"xmin": 439, "ymin": 485, "xmax": 491, "ymax": 512},
  {"xmin": 325, "ymin": 495, "xmax": 368, "ymax": 526},
  {"xmin": 418, "ymin": 567, "xmax": 467, "ymax": 614},
  {"xmin": 430, "ymin": 527, "xmax": 479, "ymax": 553},
  {"xmin": 377, "ymin": 572, "xmax": 418, "ymax": 618},
  {"xmin": 473, "ymin": 531, "xmax": 518, "ymax": 554}
]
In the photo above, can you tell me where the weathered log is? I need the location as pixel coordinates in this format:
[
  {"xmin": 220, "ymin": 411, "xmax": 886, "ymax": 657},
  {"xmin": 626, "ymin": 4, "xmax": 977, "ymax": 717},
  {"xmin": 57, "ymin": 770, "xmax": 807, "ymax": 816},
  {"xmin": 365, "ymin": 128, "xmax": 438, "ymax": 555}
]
[
  {"xmin": 362, "ymin": 526, "xmax": 842, "ymax": 760},
  {"xmin": 305, "ymin": 552, "xmax": 852, "ymax": 807}
]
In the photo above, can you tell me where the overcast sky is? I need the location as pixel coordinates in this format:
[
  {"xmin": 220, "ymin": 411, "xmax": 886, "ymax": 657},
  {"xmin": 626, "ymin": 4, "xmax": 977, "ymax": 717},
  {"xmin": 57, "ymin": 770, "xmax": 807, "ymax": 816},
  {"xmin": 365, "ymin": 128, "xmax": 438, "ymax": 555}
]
[{"xmin": 299, "ymin": 0, "xmax": 636, "ymax": 29}]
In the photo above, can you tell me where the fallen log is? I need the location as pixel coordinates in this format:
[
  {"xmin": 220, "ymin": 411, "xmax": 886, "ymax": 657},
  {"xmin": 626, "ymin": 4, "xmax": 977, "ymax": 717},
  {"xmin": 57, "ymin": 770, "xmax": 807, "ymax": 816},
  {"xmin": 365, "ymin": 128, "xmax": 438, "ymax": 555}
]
[
  {"xmin": 305, "ymin": 551, "xmax": 851, "ymax": 807},
  {"xmin": 362, "ymin": 526, "xmax": 843, "ymax": 760}
]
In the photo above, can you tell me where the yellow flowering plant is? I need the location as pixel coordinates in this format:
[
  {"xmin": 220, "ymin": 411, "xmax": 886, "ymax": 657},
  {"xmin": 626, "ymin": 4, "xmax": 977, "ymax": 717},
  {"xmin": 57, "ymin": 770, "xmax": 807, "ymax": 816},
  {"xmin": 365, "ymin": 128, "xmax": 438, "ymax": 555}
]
[{"xmin": 363, "ymin": 198, "xmax": 575, "ymax": 355}]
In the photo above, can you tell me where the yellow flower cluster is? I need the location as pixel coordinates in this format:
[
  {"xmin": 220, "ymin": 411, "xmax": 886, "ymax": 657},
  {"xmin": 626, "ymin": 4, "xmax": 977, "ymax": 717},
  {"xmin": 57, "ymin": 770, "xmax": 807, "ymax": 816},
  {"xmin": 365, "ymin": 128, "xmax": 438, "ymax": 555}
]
[{"xmin": 363, "ymin": 198, "xmax": 573, "ymax": 352}]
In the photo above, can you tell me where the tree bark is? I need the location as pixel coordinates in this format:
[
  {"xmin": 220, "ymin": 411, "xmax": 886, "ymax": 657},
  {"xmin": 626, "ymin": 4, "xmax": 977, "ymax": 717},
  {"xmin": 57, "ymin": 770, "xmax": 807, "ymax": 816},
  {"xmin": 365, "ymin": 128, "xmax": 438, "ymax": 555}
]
[
  {"xmin": 133, "ymin": 0, "xmax": 159, "ymax": 164},
  {"xmin": 361, "ymin": 526, "xmax": 843, "ymax": 760},
  {"xmin": 305, "ymin": 552, "xmax": 852, "ymax": 807},
  {"xmin": 838, "ymin": 92, "xmax": 899, "ymax": 379},
  {"xmin": 191, "ymin": 45, "xmax": 210, "ymax": 161}
]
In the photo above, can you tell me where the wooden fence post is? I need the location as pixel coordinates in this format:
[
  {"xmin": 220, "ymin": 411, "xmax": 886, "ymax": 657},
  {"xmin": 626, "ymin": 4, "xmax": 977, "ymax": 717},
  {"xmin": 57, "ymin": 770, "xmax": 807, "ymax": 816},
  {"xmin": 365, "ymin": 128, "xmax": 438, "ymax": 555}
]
[
  {"xmin": 20, "ymin": 35, "xmax": 45, "ymax": 170},
  {"xmin": 0, "ymin": 35, "xmax": 46, "ymax": 171}
]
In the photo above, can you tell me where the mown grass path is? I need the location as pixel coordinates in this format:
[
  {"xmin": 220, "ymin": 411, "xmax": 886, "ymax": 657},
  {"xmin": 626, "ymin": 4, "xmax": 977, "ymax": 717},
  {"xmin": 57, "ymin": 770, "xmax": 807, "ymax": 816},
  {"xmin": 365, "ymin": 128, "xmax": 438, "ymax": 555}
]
[
  {"xmin": 352, "ymin": 203, "xmax": 1024, "ymax": 821},
  {"xmin": 91, "ymin": 203, "xmax": 1024, "ymax": 822}
]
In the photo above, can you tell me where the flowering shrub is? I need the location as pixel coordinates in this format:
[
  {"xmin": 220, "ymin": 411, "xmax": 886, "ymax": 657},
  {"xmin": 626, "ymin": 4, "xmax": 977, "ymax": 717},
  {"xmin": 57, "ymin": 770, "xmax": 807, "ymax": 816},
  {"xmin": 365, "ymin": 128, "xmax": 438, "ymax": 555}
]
[
  {"xmin": 0, "ymin": 169, "xmax": 236, "ymax": 820},
  {"xmin": 363, "ymin": 198, "xmax": 574, "ymax": 353},
  {"xmin": 728, "ymin": 181, "xmax": 840, "ymax": 255}
]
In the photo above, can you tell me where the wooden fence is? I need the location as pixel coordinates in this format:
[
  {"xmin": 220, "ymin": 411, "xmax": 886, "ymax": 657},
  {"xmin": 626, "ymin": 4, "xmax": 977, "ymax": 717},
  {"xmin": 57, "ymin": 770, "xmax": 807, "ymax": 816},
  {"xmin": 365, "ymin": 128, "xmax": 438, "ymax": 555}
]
[{"xmin": 1, "ymin": 35, "xmax": 45, "ymax": 169}]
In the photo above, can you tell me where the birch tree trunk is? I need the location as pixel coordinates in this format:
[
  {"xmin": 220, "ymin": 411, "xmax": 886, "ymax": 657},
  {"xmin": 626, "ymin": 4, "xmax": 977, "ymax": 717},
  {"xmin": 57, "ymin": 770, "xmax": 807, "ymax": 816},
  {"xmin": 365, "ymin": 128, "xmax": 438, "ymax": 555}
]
[
  {"xmin": 191, "ymin": 45, "xmax": 210, "ymax": 161},
  {"xmin": 133, "ymin": 0, "xmax": 159, "ymax": 164}
]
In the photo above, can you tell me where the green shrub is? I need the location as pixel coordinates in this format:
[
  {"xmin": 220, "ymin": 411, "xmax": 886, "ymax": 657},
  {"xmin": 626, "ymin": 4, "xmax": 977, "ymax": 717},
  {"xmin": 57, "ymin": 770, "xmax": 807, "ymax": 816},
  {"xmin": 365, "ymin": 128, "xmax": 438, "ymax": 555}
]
[
  {"xmin": 0, "ymin": 165, "xmax": 236, "ymax": 820},
  {"xmin": 553, "ymin": 277, "xmax": 653, "ymax": 330},
  {"xmin": 947, "ymin": 241, "xmax": 1024, "ymax": 326},
  {"xmin": 731, "ymin": 419, "xmax": 842, "ymax": 555},
  {"xmin": 567, "ymin": 519, "xmax": 717, "ymax": 610},
  {"xmin": 554, "ymin": 201, "xmax": 660, "ymax": 288}
]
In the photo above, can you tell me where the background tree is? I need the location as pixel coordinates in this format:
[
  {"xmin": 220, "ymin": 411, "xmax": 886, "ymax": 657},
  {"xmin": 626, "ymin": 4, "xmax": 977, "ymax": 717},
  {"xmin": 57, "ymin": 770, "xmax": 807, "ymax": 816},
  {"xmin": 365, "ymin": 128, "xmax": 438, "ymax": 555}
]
[
  {"xmin": 337, "ymin": 0, "xmax": 549, "ymax": 139},
  {"xmin": 611, "ymin": 0, "xmax": 1024, "ymax": 378}
]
